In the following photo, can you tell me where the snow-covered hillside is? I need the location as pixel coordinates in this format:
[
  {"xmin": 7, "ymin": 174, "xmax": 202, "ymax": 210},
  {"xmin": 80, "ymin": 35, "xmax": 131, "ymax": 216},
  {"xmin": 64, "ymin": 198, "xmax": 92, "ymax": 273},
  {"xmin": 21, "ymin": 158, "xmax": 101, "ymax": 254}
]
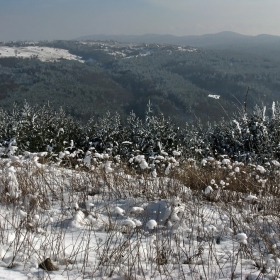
[{"xmin": 0, "ymin": 46, "xmax": 84, "ymax": 62}]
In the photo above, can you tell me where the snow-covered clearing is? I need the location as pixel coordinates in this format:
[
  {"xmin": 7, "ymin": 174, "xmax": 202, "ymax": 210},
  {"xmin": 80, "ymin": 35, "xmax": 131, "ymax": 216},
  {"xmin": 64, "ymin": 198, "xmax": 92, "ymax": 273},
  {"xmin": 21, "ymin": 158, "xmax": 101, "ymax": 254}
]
[
  {"xmin": 0, "ymin": 153, "xmax": 280, "ymax": 279},
  {"xmin": 0, "ymin": 46, "xmax": 84, "ymax": 62}
]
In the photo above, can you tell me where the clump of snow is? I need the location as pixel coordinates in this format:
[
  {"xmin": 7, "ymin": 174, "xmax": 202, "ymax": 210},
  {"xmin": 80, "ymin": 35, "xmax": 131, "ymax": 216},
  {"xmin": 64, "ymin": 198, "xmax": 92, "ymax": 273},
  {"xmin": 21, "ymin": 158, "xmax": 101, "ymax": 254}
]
[
  {"xmin": 271, "ymin": 160, "xmax": 280, "ymax": 167},
  {"xmin": 161, "ymin": 151, "xmax": 168, "ymax": 156},
  {"xmin": 151, "ymin": 169, "xmax": 157, "ymax": 178},
  {"xmin": 115, "ymin": 206, "xmax": 125, "ymax": 216},
  {"xmin": 122, "ymin": 219, "xmax": 136, "ymax": 228},
  {"xmin": 130, "ymin": 207, "xmax": 144, "ymax": 214},
  {"xmin": 222, "ymin": 158, "xmax": 231, "ymax": 165},
  {"xmin": 6, "ymin": 166, "xmax": 20, "ymax": 198},
  {"xmin": 201, "ymin": 158, "xmax": 207, "ymax": 166},
  {"xmin": 205, "ymin": 186, "xmax": 213, "ymax": 194},
  {"xmin": 245, "ymin": 194, "xmax": 257, "ymax": 201},
  {"xmin": 71, "ymin": 210, "xmax": 90, "ymax": 228},
  {"xmin": 146, "ymin": 219, "xmax": 157, "ymax": 229},
  {"xmin": 19, "ymin": 209, "xmax": 28, "ymax": 219},
  {"xmin": 235, "ymin": 233, "xmax": 248, "ymax": 244},
  {"xmin": 220, "ymin": 180, "xmax": 225, "ymax": 186},
  {"xmin": 145, "ymin": 200, "xmax": 171, "ymax": 224},
  {"xmin": 140, "ymin": 160, "xmax": 149, "ymax": 170},
  {"xmin": 172, "ymin": 150, "xmax": 181, "ymax": 156},
  {"xmin": 208, "ymin": 94, "xmax": 220, "ymax": 99},
  {"xmin": 256, "ymin": 165, "xmax": 266, "ymax": 174},
  {"xmin": 83, "ymin": 155, "xmax": 91, "ymax": 165},
  {"xmin": 105, "ymin": 161, "xmax": 113, "ymax": 173},
  {"xmin": 234, "ymin": 166, "xmax": 240, "ymax": 173}
]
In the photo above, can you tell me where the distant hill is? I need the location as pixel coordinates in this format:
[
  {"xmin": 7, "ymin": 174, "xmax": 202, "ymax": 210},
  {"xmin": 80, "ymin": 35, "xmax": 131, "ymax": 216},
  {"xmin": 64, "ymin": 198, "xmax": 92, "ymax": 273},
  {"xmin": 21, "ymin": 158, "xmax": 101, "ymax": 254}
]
[
  {"xmin": 1, "ymin": 39, "xmax": 280, "ymax": 125},
  {"xmin": 75, "ymin": 31, "xmax": 280, "ymax": 61}
]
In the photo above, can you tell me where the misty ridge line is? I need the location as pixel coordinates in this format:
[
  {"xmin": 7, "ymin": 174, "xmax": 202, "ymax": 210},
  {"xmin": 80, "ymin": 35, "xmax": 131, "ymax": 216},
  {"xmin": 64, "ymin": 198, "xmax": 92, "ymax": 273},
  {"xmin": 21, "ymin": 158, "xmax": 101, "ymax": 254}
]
[{"xmin": 74, "ymin": 31, "xmax": 280, "ymax": 46}]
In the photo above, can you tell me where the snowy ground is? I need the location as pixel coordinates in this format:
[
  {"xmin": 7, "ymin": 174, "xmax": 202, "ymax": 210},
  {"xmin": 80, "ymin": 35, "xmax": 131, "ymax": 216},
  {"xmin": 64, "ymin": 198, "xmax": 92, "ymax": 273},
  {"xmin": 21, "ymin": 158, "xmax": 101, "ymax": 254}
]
[
  {"xmin": 0, "ymin": 46, "xmax": 84, "ymax": 62},
  {"xmin": 0, "ymin": 153, "xmax": 280, "ymax": 279},
  {"xmin": 79, "ymin": 41, "xmax": 197, "ymax": 59}
]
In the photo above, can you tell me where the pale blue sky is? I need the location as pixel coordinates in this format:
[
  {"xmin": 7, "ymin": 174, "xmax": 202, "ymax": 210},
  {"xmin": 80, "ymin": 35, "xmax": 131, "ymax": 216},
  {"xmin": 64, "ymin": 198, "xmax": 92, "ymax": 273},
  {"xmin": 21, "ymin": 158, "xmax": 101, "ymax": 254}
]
[{"xmin": 0, "ymin": 0, "xmax": 279, "ymax": 41}]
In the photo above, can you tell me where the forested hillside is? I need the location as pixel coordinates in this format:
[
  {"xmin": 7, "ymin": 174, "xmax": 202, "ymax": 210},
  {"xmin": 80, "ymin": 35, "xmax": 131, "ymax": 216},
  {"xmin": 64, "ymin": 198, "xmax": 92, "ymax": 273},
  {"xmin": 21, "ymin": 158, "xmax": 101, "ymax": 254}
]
[{"xmin": 0, "ymin": 40, "xmax": 280, "ymax": 124}]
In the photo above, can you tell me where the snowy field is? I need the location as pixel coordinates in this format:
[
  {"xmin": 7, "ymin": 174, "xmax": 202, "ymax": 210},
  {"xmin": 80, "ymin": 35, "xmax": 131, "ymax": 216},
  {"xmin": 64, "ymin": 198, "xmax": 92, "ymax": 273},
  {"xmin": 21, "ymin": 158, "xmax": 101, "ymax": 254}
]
[
  {"xmin": 0, "ymin": 152, "xmax": 280, "ymax": 280},
  {"xmin": 0, "ymin": 46, "xmax": 84, "ymax": 62}
]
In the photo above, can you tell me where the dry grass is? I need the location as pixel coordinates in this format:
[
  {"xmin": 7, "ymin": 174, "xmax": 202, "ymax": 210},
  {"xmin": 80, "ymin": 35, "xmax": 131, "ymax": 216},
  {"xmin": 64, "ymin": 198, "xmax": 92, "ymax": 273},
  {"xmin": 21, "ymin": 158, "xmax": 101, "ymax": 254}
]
[{"xmin": 1, "ymin": 155, "xmax": 280, "ymax": 279}]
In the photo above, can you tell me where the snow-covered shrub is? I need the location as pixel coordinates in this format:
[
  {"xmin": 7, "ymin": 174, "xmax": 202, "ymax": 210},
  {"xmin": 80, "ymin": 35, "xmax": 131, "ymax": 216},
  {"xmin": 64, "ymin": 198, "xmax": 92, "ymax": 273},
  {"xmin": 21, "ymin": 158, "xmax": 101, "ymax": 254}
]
[
  {"xmin": 85, "ymin": 111, "xmax": 124, "ymax": 156},
  {"xmin": 0, "ymin": 102, "xmax": 85, "ymax": 163},
  {"xmin": 208, "ymin": 102, "xmax": 280, "ymax": 164},
  {"xmin": 2, "ymin": 101, "xmax": 280, "ymax": 173}
]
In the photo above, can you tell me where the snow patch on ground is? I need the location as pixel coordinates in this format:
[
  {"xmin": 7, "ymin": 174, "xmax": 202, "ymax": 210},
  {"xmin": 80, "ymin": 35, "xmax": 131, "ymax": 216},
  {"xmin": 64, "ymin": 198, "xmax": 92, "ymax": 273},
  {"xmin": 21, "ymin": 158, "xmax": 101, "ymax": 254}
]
[{"xmin": 0, "ymin": 46, "xmax": 84, "ymax": 62}]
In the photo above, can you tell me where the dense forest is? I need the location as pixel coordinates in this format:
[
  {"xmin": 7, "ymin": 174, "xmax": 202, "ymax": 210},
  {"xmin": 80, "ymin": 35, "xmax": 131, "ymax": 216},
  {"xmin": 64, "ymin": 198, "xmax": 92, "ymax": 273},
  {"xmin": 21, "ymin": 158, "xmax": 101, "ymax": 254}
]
[{"xmin": 0, "ymin": 39, "xmax": 280, "ymax": 124}]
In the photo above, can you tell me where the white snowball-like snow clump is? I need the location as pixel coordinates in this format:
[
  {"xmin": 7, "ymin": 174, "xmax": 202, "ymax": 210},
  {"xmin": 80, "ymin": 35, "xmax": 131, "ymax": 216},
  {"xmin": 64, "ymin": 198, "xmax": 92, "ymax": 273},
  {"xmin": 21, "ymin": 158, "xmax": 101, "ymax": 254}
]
[
  {"xmin": 222, "ymin": 158, "xmax": 231, "ymax": 165},
  {"xmin": 6, "ymin": 166, "xmax": 19, "ymax": 198},
  {"xmin": 105, "ymin": 161, "xmax": 113, "ymax": 173},
  {"xmin": 19, "ymin": 209, "xmax": 28, "ymax": 219},
  {"xmin": 235, "ymin": 233, "xmax": 248, "ymax": 244},
  {"xmin": 201, "ymin": 159, "xmax": 207, "ymax": 166},
  {"xmin": 133, "ymin": 219, "xmax": 142, "ymax": 227},
  {"xmin": 122, "ymin": 219, "xmax": 136, "ymax": 228},
  {"xmin": 256, "ymin": 165, "xmax": 266, "ymax": 174},
  {"xmin": 140, "ymin": 160, "xmax": 149, "ymax": 170},
  {"xmin": 145, "ymin": 200, "xmax": 171, "ymax": 225},
  {"xmin": 275, "ymin": 257, "xmax": 280, "ymax": 267},
  {"xmin": 234, "ymin": 166, "xmax": 240, "ymax": 173},
  {"xmin": 172, "ymin": 150, "xmax": 181, "ymax": 156},
  {"xmin": 205, "ymin": 186, "xmax": 213, "ymax": 195},
  {"xmin": 115, "ymin": 206, "xmax": 125, "ymax": 216},
  {"xmin": 146, "ymin": 219, "xmax": 157, "ymax": 230},
  {"xmin": 130, "ymin": 207, "xmax": 144, "ymax": 214},
  {"xmin": 71, "ymin": 210, "xmax": 89, "ymax": 227},
  {"xmin": 83, "ymin": 155, "xmax": 91, "ymax": 165},
  {"xmin": 245, "ymin": 194, "xmax": 257, "ymax": 201},
  {"xmin": 38, "ymin": 152, "xmax": 48, "ymax": 157},
  {"xmin": 134, "ymin": 155, "xmax": 145, "ymax": 163},
  {"xmin": 272, "ymin": 160, "xmax": 280, "ymax": 167}
]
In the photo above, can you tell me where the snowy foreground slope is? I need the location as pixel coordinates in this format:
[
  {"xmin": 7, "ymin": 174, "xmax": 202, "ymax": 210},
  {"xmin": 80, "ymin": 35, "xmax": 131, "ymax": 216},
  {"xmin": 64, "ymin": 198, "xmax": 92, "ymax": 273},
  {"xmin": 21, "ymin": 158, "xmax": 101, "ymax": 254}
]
[
  {"xmin": 0, "ymin": 46, "xmax": 83, "ymax": 62},
  {"xmin": 0, "ymin": 154, "xmax": 280, "ymax": 279}
]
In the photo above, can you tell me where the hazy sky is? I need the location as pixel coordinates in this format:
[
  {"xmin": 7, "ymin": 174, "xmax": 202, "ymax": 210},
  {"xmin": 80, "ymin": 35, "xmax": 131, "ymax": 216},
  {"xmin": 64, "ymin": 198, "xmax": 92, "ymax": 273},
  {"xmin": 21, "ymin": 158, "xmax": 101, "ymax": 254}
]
[{"xmin": 0, "ymin": 0, "xmax": 279, "ymax": 41}]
